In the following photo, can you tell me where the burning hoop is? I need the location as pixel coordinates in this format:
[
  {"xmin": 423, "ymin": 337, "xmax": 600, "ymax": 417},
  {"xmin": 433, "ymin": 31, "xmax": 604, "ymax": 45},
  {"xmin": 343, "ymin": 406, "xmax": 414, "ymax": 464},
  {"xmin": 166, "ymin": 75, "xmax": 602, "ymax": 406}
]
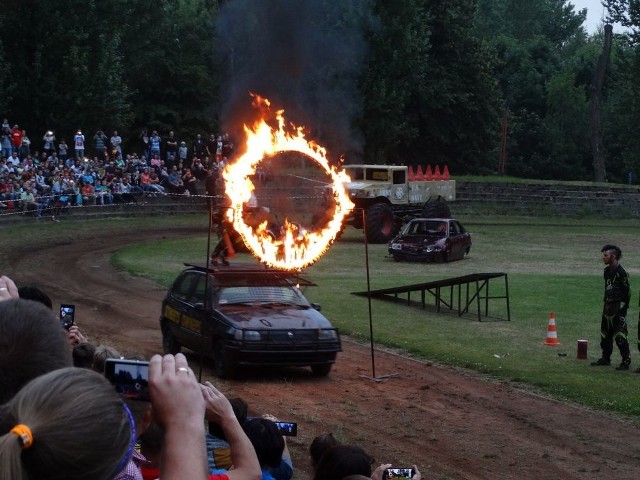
[{"xmin": 222, "ymin": 96, "xmax": 354, "ymax": 270}]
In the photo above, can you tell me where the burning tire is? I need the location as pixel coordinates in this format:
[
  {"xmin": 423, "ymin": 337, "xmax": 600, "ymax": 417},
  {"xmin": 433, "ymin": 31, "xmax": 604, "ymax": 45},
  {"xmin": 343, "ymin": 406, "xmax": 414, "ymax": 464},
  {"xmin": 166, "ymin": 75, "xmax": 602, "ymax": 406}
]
[
  {"xmin": 365, "ymin": 203, "xmax": 396, "ymax": 244},
  {"xmin": 421, "ymin": 196, "xmax": 451, "ymax": 219}
]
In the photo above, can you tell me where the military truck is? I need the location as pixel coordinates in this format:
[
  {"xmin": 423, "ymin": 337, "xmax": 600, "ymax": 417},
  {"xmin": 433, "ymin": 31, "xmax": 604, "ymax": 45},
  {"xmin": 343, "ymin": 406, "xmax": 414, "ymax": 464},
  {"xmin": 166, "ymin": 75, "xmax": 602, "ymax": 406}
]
[{"xmin": 337, "ymin": 164, "xmax": 456, "ymax": 243}]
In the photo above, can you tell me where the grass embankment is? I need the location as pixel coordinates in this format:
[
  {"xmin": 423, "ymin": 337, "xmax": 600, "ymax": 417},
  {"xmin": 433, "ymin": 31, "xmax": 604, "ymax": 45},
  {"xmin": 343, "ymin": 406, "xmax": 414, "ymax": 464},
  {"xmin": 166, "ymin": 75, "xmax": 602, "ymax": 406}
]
[{"xmin": 107, "ymin": 215, "xmax": 640, "ymax": 419}]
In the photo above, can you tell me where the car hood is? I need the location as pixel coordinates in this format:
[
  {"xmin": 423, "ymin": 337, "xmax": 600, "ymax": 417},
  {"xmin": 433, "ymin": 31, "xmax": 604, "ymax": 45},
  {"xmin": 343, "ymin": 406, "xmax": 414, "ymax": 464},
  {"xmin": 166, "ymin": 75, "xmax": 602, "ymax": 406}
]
[
  {"xmin": 217, "ymin": 304, "xmax": 334, "ymax": 329},
  {"xmin": 391, "ymin": 234, "xmax": 445, "ymax": 247}
]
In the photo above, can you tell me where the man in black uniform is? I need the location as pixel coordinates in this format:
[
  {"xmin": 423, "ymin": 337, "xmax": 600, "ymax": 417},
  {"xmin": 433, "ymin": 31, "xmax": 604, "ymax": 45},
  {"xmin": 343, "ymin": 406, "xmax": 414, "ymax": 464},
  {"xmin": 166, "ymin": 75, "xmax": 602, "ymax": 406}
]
[{"xmin": 591, "ymin": 244, "xmax": 631, "ymax": 370}]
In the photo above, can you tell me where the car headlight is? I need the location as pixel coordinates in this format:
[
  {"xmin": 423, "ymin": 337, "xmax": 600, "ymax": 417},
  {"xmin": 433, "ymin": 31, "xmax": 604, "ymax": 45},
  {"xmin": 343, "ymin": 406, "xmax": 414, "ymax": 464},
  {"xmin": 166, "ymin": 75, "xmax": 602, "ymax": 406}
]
[
  {"xmin": 235, "ymin": 330, "xmax": 261, "ymax": 341},
  {"xmin": 318, "ymin": 329, "xmax": 338, "ymax": 340},
  {"xmin": 391, "ymin": 243, "xmax": 402, "ymax": 250},
  {"xmin": 425, "ymin": 245, "xmax": 436, "ymax": 252}
]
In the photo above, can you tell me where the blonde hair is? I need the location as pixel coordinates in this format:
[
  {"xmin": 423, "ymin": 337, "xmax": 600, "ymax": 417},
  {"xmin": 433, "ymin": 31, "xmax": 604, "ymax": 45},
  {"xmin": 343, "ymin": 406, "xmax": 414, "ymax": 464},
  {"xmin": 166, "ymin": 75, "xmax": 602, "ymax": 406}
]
[{"xmin": 0, "ymin": 367, "xmax": 132, "ymax": 480}]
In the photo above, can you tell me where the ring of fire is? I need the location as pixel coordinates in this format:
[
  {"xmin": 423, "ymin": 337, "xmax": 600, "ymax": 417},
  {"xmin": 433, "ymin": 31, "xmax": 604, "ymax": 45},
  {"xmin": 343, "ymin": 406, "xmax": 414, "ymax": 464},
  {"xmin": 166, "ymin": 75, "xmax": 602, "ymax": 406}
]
[{"xmin": 222, "ymin": 105, "xmax": 354, "ymax": 270}]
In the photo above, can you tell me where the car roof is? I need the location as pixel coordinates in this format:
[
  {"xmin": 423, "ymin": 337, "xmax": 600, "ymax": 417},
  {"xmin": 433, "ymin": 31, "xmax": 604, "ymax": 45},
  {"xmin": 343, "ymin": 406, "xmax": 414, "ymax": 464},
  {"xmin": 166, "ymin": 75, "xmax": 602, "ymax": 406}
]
[{"xmin": 182, "ymin": 263, "xmax": 317, "ymax": 287}]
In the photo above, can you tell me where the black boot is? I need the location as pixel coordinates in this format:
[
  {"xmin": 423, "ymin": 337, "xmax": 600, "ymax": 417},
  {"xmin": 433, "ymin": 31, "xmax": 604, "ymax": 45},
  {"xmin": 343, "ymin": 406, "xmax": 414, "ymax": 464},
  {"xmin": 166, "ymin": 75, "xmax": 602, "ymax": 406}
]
[{"xmin": 590, "ymin": 358, "xmax": 611, "ymax": 366}]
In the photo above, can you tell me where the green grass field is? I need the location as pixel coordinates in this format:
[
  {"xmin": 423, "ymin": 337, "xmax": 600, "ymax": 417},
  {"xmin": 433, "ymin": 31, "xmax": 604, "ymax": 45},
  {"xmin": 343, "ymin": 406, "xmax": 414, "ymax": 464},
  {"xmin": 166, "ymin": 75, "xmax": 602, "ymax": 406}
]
[{"xmin": 108, "ymin": 215, "xmax": 640, "ymax": 419}]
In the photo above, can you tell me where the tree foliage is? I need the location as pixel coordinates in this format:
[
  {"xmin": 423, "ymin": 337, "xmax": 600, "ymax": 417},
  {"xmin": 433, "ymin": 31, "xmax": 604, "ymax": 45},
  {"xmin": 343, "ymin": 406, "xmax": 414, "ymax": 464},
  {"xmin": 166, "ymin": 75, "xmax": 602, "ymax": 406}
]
[{"xmin": 0, "ymin": 0, "xmax": 639, "ymax": 183}]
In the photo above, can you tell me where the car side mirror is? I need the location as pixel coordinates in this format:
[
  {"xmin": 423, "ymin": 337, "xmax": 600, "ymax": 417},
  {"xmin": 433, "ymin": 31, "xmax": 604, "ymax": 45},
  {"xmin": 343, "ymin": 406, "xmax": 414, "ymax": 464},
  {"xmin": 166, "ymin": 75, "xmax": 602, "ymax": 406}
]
[{"xmin": 311, "ymin": 303, "xmax": 321, "ymax": 312}]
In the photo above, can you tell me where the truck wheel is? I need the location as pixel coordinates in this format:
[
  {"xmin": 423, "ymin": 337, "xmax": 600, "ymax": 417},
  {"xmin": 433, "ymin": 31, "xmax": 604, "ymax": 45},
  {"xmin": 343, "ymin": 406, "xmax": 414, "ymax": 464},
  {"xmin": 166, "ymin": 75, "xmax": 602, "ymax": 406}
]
[
  {"xmin": 162, "ymin": 325, "xmax": 181, "ymax": 355},
  {"xmin": 422, "ymin": 196, "xmax": 451, "ymax": 218},
  {"xmin": 365, "ymin": 203, "xmax": 396, "ymax": 243},
  {"xmin": 213, "ymin": 341, "xmax": 236, "ymax": 379},
  {"xmin": 311, "ymin": 364, "xmax": 332, "ymax": 377}
]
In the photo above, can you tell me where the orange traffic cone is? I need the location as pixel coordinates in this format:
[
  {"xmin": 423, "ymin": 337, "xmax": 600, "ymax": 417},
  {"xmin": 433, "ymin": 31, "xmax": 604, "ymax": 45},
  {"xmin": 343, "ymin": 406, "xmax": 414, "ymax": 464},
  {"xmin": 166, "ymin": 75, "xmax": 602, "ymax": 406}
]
[
  {"xmin": 544, "ymin": 312, "xmax": 560, "ymax": 346},
  {"xmin": 433, "ymin": 164, "xmax": 442, "ymax": 180},
  {"xmin": 425, "ymin": 164, "xmax": 433, "ymax": 180},
  {"xmin": 442, "ymin": 165, "xmax": 451, "ymax": 180},
  {"xmin": 407, "ymin": 165, "xmax": 415, "ymax": 181},
  {"xmin": 415, "ymin": 165, "xmax": 425, "ymax": 180}
]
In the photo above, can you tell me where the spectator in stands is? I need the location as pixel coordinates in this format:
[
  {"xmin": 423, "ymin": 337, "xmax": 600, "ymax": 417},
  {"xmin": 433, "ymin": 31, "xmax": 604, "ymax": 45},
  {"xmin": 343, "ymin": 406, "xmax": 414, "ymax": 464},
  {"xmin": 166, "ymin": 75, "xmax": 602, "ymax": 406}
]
[
  {"xmin": 111, "ymin": 130, "xmax": 123, "ymax": 158},
  {"xmin": 165, "ymin": 130, "xmax": 178, "ymax": 164},
  {"xmin": 74, "ymin": 129, "xmax": 85, "ymax": 159},
  {"xmin": 178, "ymin": 140, "xmax": 188, "ymax": 164},
  {"xmin": 193, "ymin": 133, "xmax": 206, "ymax": 160},
  {"xmin": 93, "ymin": 129, "xmax": 108, "ymax": 161},
  {"xmin": 139, "ymin": 128, "xmax": 151, "ymax": 161},
  {"xmin": 10, "ymin": 125, "xmax": 22, "ymax": 157},
  {"xmin": 58, "ymin": 137, "xmax": 69, "ymax": 163},
  {"xmin": 2, "ymin": 129, "xmax": 12, "ymax": 158},
  {"xmin": 81, "ymin": 180, "xmax": 96, "ymax": 205},
  {"xmin": 0, "ymin": 367, "xmax": 135, "ymax": 480},
  {"xmin": 150, "ymin": 130, "xmax": 162, "ymax": 158},
  {"xmin": 42, "ymin": 130, "xmax": 56, "ymax": 156},
  {"xmin": 20, "ymin": 130, "xmax": 30, "ymax": 159},
  {"xmin": 95, "ymin": 178, "xmax": 114, "ymax": 205},
  {"xmin": 207, "ymin": 397, "xmax": 249, "ymax": 471},
  {"xmin": 167, "ymin": 165, "xmax": 185, "ymax": 194},
  {"xmin": 182, "ymin": 167, "xmax": 198, "ymax": 195}
]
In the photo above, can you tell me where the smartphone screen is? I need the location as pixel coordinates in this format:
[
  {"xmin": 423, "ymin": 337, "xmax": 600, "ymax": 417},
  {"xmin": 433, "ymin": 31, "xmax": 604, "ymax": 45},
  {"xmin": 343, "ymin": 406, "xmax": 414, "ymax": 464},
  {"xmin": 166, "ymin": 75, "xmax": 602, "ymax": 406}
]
[
  {"xmin": 59, "ymin": 304, "xmax": 75, "ymax": 330},
  {"xmin": 274, "ymin": 421, "xmax": 297, "ymax": 436},
  {"xmin": 104, "ymin": 358, "xmax": 150, "ymax": 402},
  {"xmin": 383, "ymin": 467, "xmax": 415, "ymax": 479}
]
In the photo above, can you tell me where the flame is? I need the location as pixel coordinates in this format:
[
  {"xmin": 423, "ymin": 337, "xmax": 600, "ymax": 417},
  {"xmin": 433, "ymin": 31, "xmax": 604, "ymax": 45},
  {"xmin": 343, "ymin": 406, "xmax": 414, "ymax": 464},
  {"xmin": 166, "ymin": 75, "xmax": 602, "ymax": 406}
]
[{"xmin": 222, "ymin": 95, "xmax": 354, "ymax": 270}]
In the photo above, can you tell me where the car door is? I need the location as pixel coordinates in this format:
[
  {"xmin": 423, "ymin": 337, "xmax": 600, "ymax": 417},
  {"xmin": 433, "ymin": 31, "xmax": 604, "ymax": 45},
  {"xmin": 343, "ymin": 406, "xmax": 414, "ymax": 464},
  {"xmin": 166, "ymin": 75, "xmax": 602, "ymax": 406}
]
[{"xmin": 168, "ymin": 271, "xmax": 207, "ymax": 350}]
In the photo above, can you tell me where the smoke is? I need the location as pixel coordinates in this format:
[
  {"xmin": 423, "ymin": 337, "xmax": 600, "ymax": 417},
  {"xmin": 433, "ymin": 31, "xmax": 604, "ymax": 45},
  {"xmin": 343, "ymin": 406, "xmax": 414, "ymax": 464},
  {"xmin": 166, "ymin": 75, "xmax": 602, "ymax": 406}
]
[{"xmin": 215, "ymin": 0, "xmax": 374, "ymax": 162}]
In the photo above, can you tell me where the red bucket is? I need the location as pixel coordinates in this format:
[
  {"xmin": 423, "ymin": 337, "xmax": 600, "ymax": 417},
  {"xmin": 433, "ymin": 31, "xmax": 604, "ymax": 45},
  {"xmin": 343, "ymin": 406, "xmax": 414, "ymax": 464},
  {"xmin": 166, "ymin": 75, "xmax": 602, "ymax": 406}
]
[{"xmin": 577, "ymin": 339, "xmax": 588, "ymax": 360}]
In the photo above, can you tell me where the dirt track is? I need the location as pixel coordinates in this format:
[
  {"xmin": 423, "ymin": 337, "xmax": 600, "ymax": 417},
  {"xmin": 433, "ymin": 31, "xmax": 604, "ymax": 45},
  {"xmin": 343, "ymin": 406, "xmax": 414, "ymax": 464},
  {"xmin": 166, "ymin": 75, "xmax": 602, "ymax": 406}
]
[{"xmin": 6, "ymin": 227, "xmax": 640, "ymax": 480}]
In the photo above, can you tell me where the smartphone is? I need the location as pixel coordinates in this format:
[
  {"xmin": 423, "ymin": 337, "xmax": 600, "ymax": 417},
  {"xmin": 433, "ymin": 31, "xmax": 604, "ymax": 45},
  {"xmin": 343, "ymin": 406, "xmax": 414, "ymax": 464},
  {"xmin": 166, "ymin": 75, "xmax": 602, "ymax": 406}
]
[
  {"xmin": 383, "ymin": 467, "xmax": 415, "ymax": 479},
  {"xmin": 59, "ymin": 304, "xmax": 75, "ymax": 330},
  {"xmin": 104, "ymin": 358, "xmax": 150, "ymax": 402},
  {"xmin": 274, "ymin": 421, "xmax": 297, "ymax": 437}
]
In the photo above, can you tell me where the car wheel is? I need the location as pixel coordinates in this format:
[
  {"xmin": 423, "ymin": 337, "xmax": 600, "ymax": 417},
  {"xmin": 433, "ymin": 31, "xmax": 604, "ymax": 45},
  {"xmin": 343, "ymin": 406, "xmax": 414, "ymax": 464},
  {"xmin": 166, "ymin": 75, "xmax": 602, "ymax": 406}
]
[
  {"xmin": 213, "ymin": 341, "xmax": 236, "ymax": 379},
  {"xmin": 311, "ymin": 364, "xmax": 332, "ymax": 377},
  {"xmin": 162, "ymin": 325, "xmax": 181, "ymax": 355}
]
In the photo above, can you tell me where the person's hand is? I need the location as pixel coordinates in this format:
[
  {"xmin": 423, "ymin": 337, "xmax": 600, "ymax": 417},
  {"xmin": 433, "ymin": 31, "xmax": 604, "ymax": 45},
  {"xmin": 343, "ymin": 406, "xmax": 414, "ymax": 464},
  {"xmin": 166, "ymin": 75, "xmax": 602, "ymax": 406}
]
[
  {"xmin": 200, "ymin": 380, "xmax": 234, "ymax": 424},
  {"xmin": 67, "ymin": 324, "xmax": 87, "ymax": 346},
  {"xmin": 149, "ymin": 353, "xmax": 204, "ymax": 429},
  {"xmin": 411, "ymin": 465, "xmax": 421, "ymax": 480},
  {"xmin": 371, "ymin": 463, "xmax": 392, "ymax": 480},
  {"xmin": 0, "ymin": 276, "xmax": 19, "ymax": 301}
]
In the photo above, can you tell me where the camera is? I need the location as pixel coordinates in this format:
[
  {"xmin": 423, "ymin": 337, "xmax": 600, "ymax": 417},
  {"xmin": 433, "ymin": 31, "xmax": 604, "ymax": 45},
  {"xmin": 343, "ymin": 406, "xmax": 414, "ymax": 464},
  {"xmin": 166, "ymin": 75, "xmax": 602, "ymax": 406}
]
[
  {"xmin": 382, "ymin": 467, "xmax": 415, "ymax": 479},
  {"xmin": 104, "ymin": 358, "xmax": 150, "ymax": 402},
  {"xmin": 274, "ymin": 421, "xmax": 297, "ymax": 436},
  {"xmin": 59, "ymin": 304, "xmax": 75, "ymax": 330}
]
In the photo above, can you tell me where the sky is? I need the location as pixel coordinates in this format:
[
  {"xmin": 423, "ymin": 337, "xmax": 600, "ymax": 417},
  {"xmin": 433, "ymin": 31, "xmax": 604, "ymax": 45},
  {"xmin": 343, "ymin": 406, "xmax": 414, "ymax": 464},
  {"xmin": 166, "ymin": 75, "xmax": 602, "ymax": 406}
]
[{"xmin": 570, "ymin": 0, "xmax": 607, "ymax": 33}]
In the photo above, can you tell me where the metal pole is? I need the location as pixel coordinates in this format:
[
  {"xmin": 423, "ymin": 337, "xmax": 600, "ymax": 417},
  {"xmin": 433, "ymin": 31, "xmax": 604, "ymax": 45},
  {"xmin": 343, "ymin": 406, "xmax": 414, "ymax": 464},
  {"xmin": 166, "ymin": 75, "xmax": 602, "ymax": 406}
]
[{"xmin": 362, "ymin": 208, "xmax": 376, "ymax": 379}]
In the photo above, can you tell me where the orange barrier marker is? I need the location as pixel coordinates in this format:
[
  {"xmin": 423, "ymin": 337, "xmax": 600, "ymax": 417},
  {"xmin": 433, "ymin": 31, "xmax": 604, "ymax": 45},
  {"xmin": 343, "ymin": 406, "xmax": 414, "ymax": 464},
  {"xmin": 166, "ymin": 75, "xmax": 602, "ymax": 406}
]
[
  {"xmin": 415, "ymin": 164, "xmax": 425, "ymax": 180},
  {"xmin": 442, "ymin": 165, "xmax": 450, "ymax": 180},
  {"xmin": 424, "ymin": 164, "xmax": 433, "ymax": 180},
  {"xmin": 433, "ymin": 164, "xmax": 442, "ymax": 180},
  {"xmin": 544, "ymin": 312, "xmax": 560, "ymax": 346}
]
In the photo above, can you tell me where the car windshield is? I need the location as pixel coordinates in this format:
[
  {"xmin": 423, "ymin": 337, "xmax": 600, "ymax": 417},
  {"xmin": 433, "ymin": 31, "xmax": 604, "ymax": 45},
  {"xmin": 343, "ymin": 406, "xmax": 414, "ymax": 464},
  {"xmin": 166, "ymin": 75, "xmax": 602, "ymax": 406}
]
[
  {"xmin": 217, "ymin": 285, "xmax": 311, "ymax": 307},
  {"xmin": 403, "ymin": 220, "xmax": 447, "ymax": 236}
]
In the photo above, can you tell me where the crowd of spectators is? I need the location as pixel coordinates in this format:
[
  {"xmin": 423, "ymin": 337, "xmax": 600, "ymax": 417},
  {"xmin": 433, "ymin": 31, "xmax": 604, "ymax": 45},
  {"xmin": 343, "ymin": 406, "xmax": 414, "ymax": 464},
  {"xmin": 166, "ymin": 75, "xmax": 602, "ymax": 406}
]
[{"xmin": 0, "ymin": 120, "xmax": 233, "ymax": 217}]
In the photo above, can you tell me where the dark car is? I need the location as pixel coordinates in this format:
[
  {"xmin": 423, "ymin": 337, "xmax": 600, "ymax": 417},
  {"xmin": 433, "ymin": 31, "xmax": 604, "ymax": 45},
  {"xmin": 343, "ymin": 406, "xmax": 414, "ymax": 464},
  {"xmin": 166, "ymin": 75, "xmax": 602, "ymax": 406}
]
[
  {"xmin": 388, "ymin": 218, "xmax": 471, "ymax": 262},
  {"xmin": 160, "ymin": 263, "xmax": 341, "ymax": 378}
]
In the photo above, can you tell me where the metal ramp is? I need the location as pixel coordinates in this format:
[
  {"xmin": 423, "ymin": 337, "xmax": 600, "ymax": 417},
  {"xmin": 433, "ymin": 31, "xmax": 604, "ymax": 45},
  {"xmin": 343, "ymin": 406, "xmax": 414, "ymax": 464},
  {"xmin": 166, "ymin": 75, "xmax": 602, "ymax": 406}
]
[{"xmin": 352, "ymin": 272, "xmax": 510, "ymax": 322}]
